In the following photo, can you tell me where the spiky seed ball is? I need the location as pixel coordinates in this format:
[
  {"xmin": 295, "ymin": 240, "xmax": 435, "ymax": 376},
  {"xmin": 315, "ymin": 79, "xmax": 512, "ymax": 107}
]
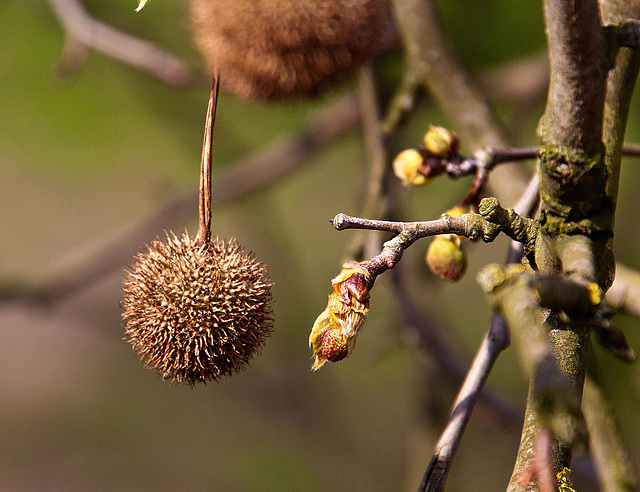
[
  {"xmin": 189, "ymin": 0, "xmax": 393, "ymax": 99},
  {"xmin": 320, "ymin": 329, "xmax": 349, "ymax": 363},
  {"xmin": 122, "ymin": 232, "xmax": 273, "ymax": 384},
  {"xmin": 426, "ymin": 236, "xmax": 467, "ymax": 282}
]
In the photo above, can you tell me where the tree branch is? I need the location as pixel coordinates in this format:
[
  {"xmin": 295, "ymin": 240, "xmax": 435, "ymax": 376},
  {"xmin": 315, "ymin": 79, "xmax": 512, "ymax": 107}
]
[
  {"xmin": 539, "ymin": 0, "xmax": 607, "ymax": 152},
  {"xmin": 46, "ymin": 0, "xmax": 206, "ymax": 87}
]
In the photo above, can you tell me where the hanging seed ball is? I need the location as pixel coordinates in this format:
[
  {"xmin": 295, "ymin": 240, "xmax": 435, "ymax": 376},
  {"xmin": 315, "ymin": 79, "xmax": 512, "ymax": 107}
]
[
  {"xmin": 122, "ymin": 232, "xmax": 273, "ymax": 385},
  {"xmin": 189, "ymin": 0, "xmax": 394, "ymax": 99},
  {"xmin": 320, "ymin": 328, "xmax": 349, "ymax": 363}
]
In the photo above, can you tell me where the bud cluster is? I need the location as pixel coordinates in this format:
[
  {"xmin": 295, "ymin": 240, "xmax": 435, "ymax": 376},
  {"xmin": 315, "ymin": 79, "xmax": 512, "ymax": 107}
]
[{"xmin": 392, "ymin": 126, "xmax": 460, "ymax": 186}]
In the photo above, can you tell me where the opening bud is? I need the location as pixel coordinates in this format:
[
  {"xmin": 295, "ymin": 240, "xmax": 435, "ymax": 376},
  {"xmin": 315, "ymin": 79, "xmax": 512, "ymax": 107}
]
[{"xmin": 309, "ymin": 261, "xmax": 372, "ymax": 370}]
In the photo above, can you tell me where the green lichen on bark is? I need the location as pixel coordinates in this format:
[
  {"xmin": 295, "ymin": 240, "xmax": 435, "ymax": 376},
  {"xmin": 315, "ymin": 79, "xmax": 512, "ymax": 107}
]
[{"xmin": 537, "ymin": 145, "xmax": 606, "ymax": 223}]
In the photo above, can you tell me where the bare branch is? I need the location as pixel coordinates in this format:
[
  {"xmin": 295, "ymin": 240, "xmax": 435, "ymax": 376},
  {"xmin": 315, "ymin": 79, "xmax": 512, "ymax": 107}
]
[{"xmin": 46, "ymin": 0, "xmax": 206, "ymax": 87}]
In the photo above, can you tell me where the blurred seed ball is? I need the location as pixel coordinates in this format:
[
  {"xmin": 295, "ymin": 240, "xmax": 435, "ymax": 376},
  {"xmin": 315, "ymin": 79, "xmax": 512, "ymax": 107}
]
[
  {"xmin": 426, "ymin": 236, "xmax": 468, "ymax": 282},
  {"xmin": 423, "ymin": 125, "xmax": 460, "ymax": 157},
  {"xmin": 393, "ymin": 148, "xmax": 430, "ymax": 186},
  {"xmin": 320, "ymin": 329, "xmax": 349, "ymax": 363},
  {"xmin": 122, "ymin": 232, "xmax": 273, "ymax": 385},
  {"xmin": 188, "ymin": 0, "xmax": 394, "ymax": 99}
]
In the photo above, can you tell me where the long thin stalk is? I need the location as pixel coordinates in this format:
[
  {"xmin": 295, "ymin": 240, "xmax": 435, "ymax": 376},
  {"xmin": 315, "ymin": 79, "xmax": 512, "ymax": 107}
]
[{"xmin": 197, "ymin": 73, "xmax": 220, "ymax": 245}]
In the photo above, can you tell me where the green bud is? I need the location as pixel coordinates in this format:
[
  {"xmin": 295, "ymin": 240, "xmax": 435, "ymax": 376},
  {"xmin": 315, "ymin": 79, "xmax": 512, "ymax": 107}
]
[{"xmin": 426, "ymin": 236, "xmax": 467, "ymax": 282}]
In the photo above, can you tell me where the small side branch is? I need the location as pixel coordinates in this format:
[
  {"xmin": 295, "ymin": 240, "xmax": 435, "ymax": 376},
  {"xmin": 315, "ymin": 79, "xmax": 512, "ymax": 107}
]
[
  {"xmin": 419, "ymin": 312, "xmax": 511, "ymax": 492},
  {"xmin": 332, "ymin": 197, "xmax": 537, "ymax": 276}
]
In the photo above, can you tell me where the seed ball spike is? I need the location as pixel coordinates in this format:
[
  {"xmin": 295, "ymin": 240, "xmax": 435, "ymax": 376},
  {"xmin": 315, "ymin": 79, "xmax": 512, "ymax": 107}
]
[{"xmin": 122, "ymin": 232, "xmax": 273, "ymax": 385}]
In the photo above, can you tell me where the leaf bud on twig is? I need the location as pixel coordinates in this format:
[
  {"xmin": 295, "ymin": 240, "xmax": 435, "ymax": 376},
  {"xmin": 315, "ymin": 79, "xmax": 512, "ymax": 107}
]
[
  {"xmin": 425, "ymin": 207, "xmax": 471, "ymax": 282},
  {"xmin": 392, "ymin": 148, "xmax": 430, "ymax": 186},
  {"xmin": 423, "ymin": 125, "xmax": 460, "ymax": 157},
  {"xmin": 309, "ymin": 261, "xmax": 371, "ymax": 370},
  {"xmin": 425, "ymin": 236, "xmax": 467, "ymax": 282}
]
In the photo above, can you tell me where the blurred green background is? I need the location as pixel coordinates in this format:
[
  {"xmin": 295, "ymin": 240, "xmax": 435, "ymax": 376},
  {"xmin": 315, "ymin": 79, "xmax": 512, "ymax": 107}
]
[{"xmin": 1, "ymin": 1, "xmax": 640, "ymax": 490}]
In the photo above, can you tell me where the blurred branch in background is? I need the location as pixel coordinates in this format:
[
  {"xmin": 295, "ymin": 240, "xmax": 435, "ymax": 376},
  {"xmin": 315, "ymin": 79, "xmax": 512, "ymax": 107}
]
[
  {"xmin": 46, "ymin": 0, "xmax": 207, "ymax": 86},
  {"xmin": 0, "ymin": 93, "xmax": 360, "ymax": 306},
  {"xmin": 583, "ymin": 369, "xmax": 640, "ymax": 491},
  {"xmin": 607, "ymin": 263, "xmax": 640, "ymax": 317}
]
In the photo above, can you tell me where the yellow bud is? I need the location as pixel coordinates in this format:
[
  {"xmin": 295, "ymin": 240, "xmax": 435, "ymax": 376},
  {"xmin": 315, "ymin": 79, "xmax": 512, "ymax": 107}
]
[
  {"xmin": 444, "ymin": 205, "xmax": 467, "ymax": 218},
  {"xmin": 393, "ymin": 149, "xmax": 429, "ymax": 186},
  {"xmin": 423, "ymin": 126, "xmax": 460, "ymax": 157},
  {"xmin": 426, "ymin": 236, "xmax": 467, "ymax": 282}
]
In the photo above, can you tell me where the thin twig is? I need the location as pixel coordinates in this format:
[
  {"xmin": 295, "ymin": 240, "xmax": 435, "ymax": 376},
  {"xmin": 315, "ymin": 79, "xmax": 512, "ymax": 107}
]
[
  {"xmin": 416, "ymin": 144, "xmax": 640, "ymax": 185},
  {"xmin": 46, "ymin": 0, "xmax": 205, "ymax": 87}
]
